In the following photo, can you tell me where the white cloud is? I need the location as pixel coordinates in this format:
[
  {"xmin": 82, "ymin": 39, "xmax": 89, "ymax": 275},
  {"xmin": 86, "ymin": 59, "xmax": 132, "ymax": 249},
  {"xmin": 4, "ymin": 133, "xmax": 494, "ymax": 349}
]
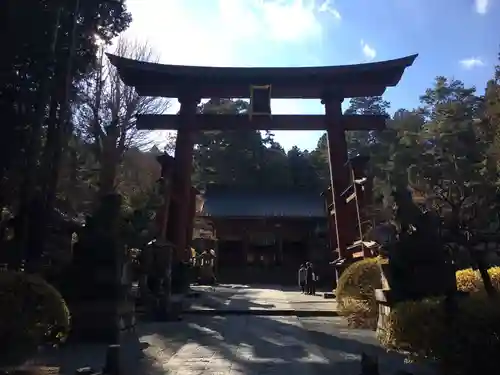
[
  {"xmin": 121, "ymin": 0, "xmax": 336, "ymax": 151},
  {"xmin": 459, "ymin": 57, "xmax": 485, "ymax": 69},
  {"xmin": 360, "ymin": 39, "xmax": 376, "ymax": 61},
  {"xmin": 121, "ymin": 0, "xmax": 334, "ymax": 107},
  {"xmin": 218, "ymin": 0, "xmax": 324, "ymax": 43},
  {"xmin": 122, "ymin": 0, "xmax": 333, "ymax": 67},
  {"xmin": 474, "ymin": 0, "xmax": 489, "ymax": 14},
  {"xmin": 318, "ymin": 0, "xmax": 341, "ymax": 20}
]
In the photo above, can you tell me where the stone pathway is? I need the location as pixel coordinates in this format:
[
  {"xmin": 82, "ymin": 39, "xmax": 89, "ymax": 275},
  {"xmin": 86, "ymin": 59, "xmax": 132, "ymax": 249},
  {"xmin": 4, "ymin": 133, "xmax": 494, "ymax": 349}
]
[
  {"xmin": 186, "ymin": 284, "xmax": 337, "ymax": 315},
  {"xmin": 34, "ymin": 285, "xmax": 435, "ymax": 375},
  {"xmin": 150, "ymin": 315, "xmax": 329, "ymax": 374},
  {"xmin": 279, "ymin": 287, "xmax": 338, "ymax": 313},
  {"xmin": 186, "ymin": 284, "xmax": 291, "ymax": 312},
  {"xmin": 137, "ymin": 286, "xmax": 426, "ymax": 374}
]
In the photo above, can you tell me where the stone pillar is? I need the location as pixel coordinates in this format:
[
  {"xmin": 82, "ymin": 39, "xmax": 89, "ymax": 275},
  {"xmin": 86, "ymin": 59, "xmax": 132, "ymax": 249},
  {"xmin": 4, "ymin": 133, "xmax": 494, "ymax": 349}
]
[
  {"xmin": 321, "ymin": 95, "xmax": 352, "ymax": 259},
  {"xmin": 172, "ymin": 95, "xmax": 199, "ymax": 261}
]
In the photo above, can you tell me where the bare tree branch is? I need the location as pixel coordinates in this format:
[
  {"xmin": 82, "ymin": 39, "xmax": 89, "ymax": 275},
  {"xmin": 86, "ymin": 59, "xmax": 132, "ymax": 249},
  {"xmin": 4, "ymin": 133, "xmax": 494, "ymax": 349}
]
[{"xmin": 73, "ymin": 37, "xmax": 170, "ymax": 196}]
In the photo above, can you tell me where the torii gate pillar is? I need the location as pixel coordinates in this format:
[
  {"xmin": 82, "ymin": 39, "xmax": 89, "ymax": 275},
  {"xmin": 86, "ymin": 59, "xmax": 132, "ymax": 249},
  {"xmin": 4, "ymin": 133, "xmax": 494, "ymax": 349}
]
[
  {"xmin": 171, "ymin": 95, "xmax": 199, "ymax": 261},
  {"xmin": 322, "ymin": 95, "xmax": 357, "ymax": 259}
]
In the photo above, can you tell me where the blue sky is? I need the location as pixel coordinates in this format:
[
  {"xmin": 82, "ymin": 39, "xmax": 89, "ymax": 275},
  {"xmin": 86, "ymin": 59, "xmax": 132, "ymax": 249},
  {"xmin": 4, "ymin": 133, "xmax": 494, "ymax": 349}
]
[{"xmin": 122, "ymin": 0, "xmax": 499, "ymax": 151}]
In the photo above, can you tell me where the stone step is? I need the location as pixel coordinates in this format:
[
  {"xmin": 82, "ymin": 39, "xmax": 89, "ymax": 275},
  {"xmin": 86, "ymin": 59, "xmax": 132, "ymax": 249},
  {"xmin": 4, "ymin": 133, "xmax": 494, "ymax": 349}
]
[{"xmin": 181, "ymin": 308, "xmax": 339, "ymax": 316}]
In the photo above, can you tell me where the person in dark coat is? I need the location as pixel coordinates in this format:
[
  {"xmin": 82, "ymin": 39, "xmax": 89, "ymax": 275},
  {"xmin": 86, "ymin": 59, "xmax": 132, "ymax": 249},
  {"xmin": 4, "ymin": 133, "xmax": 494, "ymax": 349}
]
[
  {"xmin": 310, "ymin": 263, "xmax": 316, "ymax": 295},
  {"xmin": 305, "ymin": 262, "xmax": 313, "ymax": 295},
  {"xmin": 298, "ymin": 264, "xmax": 306, "ymax": 293}
]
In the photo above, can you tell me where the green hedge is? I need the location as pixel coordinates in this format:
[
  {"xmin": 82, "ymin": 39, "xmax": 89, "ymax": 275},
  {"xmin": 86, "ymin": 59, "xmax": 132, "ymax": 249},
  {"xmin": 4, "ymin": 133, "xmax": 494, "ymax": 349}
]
[
  {"xmin": 337, "ymin": 258, "xmax": 500, "ymax": 373},
  {"xmin": 377, "ymin": 266, "xmax": 500, "ymax": 374},
  {"xmin": 0, "ymin": 271, "xmax": 71, "ymax": 367},
  {"xmin": 379, "ymin": 294, "xmax": 500, "ymax": 374}
]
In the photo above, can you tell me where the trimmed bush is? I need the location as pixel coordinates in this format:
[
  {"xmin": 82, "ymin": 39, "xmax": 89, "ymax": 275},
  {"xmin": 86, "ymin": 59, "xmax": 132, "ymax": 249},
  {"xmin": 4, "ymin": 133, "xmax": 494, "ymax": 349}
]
[
  {"xmin": 455, "ymin": 268, "xmax": 482, "ymax": 293},
  {"xmin": 489, "ymin": 266, "xmax": 500, "ymax": 290},
  {"xmin": 379, "ymin": 294, "xmax": 500, "ymax": 374},
  {"xmin": 456, "ymin": 266, "xmax": 500, "ymax": 293},
  {"xmin": 336, "ymin": 257, "xmax": 381, "ymax": 329},
  {"xmin": 0, "ymin": 271, "xmax": 71, "ymax": 367}
]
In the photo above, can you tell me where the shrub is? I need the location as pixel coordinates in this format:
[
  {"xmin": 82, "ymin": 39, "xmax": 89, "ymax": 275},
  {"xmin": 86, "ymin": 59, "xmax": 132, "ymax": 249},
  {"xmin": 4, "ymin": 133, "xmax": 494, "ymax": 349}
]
[
  {"xmin": 379, "ymin": 294, "xmax": 500, "ymax": 374},
  {"xmin": 338, "ymin": 297, "xmax": 378, "ymax": 329},
  {"xmin": 488, "ymin": 266, "xmax": 500, "ymax": 290},
  {"xmin": 336, "ymin": 257, "xmax": 381, "ymax": 329},
  {"xmin": 456, "ymin": 268, "xmax": 482, "ymax": 293},
  {"xmin": 455, "ymin": 267, "xmax": 500, "ymax": 293},
  {"xmin": 0, "ymin": 271, "xmax": 71, "ymax": 367}
]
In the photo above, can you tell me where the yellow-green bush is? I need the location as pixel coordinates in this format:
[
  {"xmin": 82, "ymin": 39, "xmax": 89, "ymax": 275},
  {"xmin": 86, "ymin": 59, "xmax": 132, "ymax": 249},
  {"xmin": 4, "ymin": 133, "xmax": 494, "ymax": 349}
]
[
  {"xmin": 455, "ymin": 266, "xmax": 500, "ymax": 293},
  {"xmin": 0, "ymin": 271, "xmax": 71, "ymax": 367},
  {"xmin": 489, "ymin": 266, "xmax": 500, "ymax": 290},
  {"xmin": 455, "ymin": 268, "xmax": 482, "ymax": 292},
  {"xmin": 379, "ymin": 294, "xmax": 500, "ymax": 374},
  {"xmin": 336, "ymin": 257, "xmax": 381, "ymax": 329}
]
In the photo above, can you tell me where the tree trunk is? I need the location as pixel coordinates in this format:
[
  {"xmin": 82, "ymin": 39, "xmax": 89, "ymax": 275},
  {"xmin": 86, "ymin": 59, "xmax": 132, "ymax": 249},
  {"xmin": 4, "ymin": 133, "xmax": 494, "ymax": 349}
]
[{"xmin": 98, "ymin": 132, "xmax": 120, "ymax": 197}]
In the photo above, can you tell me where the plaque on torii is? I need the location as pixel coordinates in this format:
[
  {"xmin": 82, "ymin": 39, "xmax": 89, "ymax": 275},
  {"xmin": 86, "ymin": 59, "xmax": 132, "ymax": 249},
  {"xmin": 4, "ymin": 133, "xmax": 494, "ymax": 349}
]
[
  {"xmin": 249, "ymin": 84, "xmax": 272, "ymax": 120},
  {"xmin": 107, "ymin": 53, "xmax": 418, "ymax": 261}
]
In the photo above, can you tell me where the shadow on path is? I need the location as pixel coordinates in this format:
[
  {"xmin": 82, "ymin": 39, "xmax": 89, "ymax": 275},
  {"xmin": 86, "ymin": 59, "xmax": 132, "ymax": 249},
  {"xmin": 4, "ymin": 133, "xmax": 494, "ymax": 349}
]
[{"xmin": 34, "ymin": 285, "xmax": 436, "ymax": 375}]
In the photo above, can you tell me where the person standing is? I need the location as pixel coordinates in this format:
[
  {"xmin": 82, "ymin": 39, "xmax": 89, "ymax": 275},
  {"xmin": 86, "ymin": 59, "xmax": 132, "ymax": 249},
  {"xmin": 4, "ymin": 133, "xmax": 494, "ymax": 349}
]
[
  {"xmin": 298, "ymin": 264, "xmax": 306, "ymax": 293},
  {"xmin": 310, "ymin": 263, "xmax": 316, "ymax": 295},
  {"xmin": 305, "ymin": 262, "xmax": 313, "ymax": 295}
]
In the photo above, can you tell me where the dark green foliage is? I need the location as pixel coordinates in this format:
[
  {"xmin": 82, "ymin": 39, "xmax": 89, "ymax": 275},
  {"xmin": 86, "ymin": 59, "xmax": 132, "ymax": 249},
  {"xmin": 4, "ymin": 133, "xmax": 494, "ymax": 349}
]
[
  {"xmin": 192, "ymin": 99, "xmax": 326, "ymax": 190},
  {"xmin": 383, "ymin": 187, "xmax": 456, "ymax": 302},
  {"xmin": 381, "ymin": 294, "xmax": 500, "ymax": 375},
  {"xmin": 0, "ymin": 0, "xmax": 132, "ymax": 271},
  {"xmin": 67, "ymin": 194, "xmax": 124, "ymax": 300},
  {"xmin": 0, "ymin": 270, "xmax": 71, "ymax": 367},
  {"xmin": 1, "ymin": 0, "xmax": 131, "ymax": 196}
]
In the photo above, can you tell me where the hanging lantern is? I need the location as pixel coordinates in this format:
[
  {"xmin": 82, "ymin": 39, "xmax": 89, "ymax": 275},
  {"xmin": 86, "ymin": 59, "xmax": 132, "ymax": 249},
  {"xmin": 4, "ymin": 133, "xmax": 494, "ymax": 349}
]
[{"xmin": 249, "ymin": 84, "xmax": 272, "ymax": 120}]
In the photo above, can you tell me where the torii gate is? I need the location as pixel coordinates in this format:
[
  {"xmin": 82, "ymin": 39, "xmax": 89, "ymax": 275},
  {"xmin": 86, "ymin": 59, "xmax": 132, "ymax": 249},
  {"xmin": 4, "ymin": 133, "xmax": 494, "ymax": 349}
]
[{"xmin": 108, "ymin": 54, "xmax": 417, "ymax": 265}]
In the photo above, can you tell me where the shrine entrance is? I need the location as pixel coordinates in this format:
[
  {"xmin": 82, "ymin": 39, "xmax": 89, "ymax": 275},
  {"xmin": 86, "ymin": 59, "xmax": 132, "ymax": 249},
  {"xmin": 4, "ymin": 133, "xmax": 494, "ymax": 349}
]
[
  {"xmin": 109, "ymin": 54, "xmax": 417, "ymax": 281},
  {"xmin": 216, "ymin": 239, "xmax": 242, "ymax": 268}
]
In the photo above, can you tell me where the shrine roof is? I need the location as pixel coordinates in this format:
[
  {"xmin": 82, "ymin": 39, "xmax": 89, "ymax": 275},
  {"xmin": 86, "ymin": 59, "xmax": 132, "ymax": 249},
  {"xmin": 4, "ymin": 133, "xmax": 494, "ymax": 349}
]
[
  {"xmin": 106, "ymin": 54, "xmax": 418, "ymax": 99},
  {"xmin": 199, "ymin": 186, "xmax": 325, "ymax": 219}
]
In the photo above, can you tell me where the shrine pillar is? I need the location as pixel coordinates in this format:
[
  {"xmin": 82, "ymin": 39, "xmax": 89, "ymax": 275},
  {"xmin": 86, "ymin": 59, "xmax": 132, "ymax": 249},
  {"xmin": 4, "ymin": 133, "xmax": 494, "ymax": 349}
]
[
  {"xmin": 172, "ymin": 95, "xmax": 199, "ymax": 261},
  {"xmin": 321, "ymin": 95, "xmax": 355, "ymax": 259}
]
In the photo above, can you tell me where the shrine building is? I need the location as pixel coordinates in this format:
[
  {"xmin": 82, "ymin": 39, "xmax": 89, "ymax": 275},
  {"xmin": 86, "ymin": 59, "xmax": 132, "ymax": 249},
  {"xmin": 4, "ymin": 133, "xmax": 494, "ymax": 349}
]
[{"xmin": 195, "ymin": 185, "xmax": 331, "ymax": 285}]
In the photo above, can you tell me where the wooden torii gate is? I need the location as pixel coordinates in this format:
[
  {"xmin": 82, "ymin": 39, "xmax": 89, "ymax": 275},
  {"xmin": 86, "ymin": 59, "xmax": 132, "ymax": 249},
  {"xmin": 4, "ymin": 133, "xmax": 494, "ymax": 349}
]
[{"xmin": 108, "ymin": 54, "xmax": 417, "ymax": 267}]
